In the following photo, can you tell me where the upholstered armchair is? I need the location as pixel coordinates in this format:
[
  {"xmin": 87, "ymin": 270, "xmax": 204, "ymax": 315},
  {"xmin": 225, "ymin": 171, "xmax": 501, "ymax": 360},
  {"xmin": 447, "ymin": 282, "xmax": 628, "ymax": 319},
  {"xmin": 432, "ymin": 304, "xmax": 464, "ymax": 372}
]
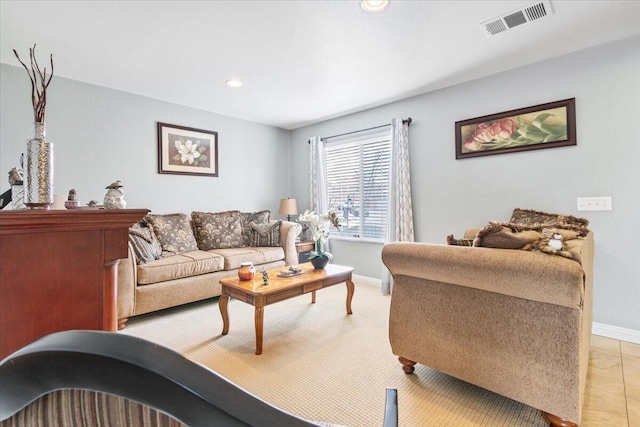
[{"xmin": 382, "ymin": 216, "xmax": 593, "ymax": 427}]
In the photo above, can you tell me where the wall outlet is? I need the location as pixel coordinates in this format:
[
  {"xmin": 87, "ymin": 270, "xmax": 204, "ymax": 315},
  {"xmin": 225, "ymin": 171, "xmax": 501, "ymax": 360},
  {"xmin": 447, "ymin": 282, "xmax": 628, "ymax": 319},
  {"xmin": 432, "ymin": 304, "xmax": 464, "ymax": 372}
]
[{"xmin": 577, "ymin": 196, "xmax": 612, "ymax": 211}]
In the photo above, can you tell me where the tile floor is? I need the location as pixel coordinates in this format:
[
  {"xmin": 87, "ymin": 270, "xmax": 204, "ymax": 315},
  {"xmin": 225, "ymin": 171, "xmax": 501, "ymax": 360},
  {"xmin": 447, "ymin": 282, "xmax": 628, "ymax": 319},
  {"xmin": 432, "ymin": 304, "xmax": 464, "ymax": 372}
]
[{"xmin": 582, "ymin": 335, "xmax": 640, "ymax": 427}]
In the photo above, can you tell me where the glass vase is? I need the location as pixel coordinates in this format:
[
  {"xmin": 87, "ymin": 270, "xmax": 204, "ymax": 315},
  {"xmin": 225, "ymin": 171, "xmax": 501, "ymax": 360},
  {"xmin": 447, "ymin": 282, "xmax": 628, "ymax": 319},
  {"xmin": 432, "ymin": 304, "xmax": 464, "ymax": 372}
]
[
  {"xmin": 11, "ymin": 185, "xmax": 26, "ymax": 210},
  {"xmin": 24, "ymin": 122, "xmax": 54, "ymax": 209}
]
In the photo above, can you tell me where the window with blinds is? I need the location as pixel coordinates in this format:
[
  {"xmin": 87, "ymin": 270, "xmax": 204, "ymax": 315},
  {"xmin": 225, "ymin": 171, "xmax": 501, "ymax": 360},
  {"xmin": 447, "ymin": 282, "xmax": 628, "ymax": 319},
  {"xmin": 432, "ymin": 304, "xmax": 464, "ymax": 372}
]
[{"xmin": 324, "ymin": 128, "xmax": 391, "ymax": 242}]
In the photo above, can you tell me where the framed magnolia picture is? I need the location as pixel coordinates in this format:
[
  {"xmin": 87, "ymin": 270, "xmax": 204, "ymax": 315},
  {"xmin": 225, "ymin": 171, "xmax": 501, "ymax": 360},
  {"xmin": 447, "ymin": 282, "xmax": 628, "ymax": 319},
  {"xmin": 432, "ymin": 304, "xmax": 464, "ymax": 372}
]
[
  {"xmin": 455, "ymin": 98, "xmax": 576, "ymax": 159},
  {"xmin": 157, "ymin": 122, "xmax": 218, "ymax": 176}
]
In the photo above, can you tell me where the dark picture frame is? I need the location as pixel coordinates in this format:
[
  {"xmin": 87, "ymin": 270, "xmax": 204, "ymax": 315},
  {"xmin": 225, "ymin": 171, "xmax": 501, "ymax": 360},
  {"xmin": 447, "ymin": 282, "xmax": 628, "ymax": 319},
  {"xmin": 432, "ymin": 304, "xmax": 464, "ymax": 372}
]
[
  {"xmin": 455, "ymin": 98, "xmax": 576, "ymax": 159},
  {"xmin": 157, "ymin": 122, "xmax": 218, "ymax": 176}
]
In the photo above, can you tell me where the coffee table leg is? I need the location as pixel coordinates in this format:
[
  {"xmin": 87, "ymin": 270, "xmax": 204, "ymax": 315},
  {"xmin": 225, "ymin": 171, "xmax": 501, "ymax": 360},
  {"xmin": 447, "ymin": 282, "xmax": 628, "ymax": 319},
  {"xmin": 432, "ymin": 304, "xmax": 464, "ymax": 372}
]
[
  {"xmin": 311, "ymin": 290, "xmax": 316, "ymax": 304},
  {"xmin": 345, "ymin": 279, "xmax": 354, "ymax": 314},
  {"xmin": 219, "ymin": 295, "xmax": 229, "ymax": 335},
  {"xmin": 255, "ymin": 306, "xmax": 264, "ymax": 355}
]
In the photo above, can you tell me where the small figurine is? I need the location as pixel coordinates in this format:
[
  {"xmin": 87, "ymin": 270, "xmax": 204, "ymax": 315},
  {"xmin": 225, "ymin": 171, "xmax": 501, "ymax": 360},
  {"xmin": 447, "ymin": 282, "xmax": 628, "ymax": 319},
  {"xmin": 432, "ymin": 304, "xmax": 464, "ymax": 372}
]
[
  {"xmin": 8, "ymin": 167, "xmax": 23, "ymax": 186},
  {"xmin": 104, "ymin": 180, "xmax": 126, "ymax": 209},
  {"xmin": 548, "ymin": 233, "xmax": 563, "ymax": 251},
  {"xmin": 87, "ymin": 200, "xmax": 99, "ymax": 208},
  {"xmin": 262, "ymin": 270, "xmax": 269, "ymax": 286},
  {"xmin": 65, "ymin": 189, "xmax": 79, "ymax": 209}
]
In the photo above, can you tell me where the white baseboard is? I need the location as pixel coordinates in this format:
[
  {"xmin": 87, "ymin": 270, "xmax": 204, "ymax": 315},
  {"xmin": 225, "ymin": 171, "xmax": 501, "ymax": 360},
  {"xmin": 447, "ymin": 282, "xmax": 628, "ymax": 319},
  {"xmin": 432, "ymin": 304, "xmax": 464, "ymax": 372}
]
[
  {"xmin": 592, "ymin": 322, "xmax": 640, "ymax": 344},
  {"xmin": 353, "ymin": 274, "xmax": 382, "ymax": 288}
]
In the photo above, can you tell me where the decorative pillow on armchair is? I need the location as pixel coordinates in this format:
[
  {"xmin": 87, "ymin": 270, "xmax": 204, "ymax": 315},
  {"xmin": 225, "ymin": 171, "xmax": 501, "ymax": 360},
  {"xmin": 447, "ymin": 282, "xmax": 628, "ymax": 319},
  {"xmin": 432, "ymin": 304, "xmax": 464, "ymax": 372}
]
[
  {"xmin": 144, "ymin": 213, "xmax": 198, "ymax": 258},
  {"xmin": 192, "ymin": 210, "xmax": 244, "ymax": 250},
  {"xmin": 241, "ymin": 210, "xmax": 270, "ymax": 247},
  {"xmin": 446, "ymin": 234, "xmax": 474, "ymax": 246},
  {"xmin": 250, "ymin": 220, "xmax": 282, "ymax": 247},
  {"xmin": 473, "ymin": 222, "xmax": 541, "ymax": 249}
]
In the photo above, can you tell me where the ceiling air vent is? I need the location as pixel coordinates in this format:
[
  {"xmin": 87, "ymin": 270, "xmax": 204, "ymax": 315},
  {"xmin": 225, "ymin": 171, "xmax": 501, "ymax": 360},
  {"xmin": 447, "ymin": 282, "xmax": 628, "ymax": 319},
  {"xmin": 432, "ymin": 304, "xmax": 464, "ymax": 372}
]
[{"xmin": 480, "ymin": 0, "xmax": 553, "ymax": 36}]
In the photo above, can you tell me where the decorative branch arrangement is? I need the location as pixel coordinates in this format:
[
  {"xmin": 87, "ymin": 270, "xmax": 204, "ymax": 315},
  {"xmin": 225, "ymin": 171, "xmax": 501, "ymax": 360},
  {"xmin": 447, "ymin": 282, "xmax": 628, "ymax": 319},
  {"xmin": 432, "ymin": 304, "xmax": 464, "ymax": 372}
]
[{"xmin": 13, "ymin": 44, "xmax": 54, "ymax": 123}]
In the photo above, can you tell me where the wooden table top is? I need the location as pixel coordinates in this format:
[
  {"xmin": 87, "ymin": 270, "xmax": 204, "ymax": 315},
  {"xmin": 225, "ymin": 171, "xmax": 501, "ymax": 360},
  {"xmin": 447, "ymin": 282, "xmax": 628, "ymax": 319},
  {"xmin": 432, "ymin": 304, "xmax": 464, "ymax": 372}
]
[{"xmin": 219, "ymin": 263, "xmax": 353, "ymax": 296}]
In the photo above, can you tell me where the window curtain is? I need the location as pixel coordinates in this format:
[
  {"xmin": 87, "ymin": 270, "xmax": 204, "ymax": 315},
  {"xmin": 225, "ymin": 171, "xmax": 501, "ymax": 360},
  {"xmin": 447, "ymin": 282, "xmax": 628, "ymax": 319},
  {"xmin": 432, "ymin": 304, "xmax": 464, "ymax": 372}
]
[
  {"xmin": 309, "ymin": 136, "xmax": 330, "ymax": 252},
  {"xmin": 381, "ymin": 118, "xmax": 414, "ymax": 294},
  {"xmin": 309, "ymin": 136, "xmax": 327, "ymax": 214}
]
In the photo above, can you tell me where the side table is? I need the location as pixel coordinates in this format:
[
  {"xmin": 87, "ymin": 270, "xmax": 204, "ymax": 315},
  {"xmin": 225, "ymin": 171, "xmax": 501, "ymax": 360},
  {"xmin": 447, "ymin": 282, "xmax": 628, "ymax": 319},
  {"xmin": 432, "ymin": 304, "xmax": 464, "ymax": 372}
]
[{"xmin": 295, "ymin": 240, "xmax": 315, "ymax": 263}]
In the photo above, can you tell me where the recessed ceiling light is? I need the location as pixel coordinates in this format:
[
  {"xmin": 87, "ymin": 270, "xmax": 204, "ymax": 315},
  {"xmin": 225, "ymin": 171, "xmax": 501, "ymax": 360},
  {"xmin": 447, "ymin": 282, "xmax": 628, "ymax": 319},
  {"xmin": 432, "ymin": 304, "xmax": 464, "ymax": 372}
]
[
  {"xmin": 226, "ymin": 79, "xmax": 243, "ymax": 88},
  {"xmin": 361, "ymin": 0, "xmax": 389, "ymax": 12}
]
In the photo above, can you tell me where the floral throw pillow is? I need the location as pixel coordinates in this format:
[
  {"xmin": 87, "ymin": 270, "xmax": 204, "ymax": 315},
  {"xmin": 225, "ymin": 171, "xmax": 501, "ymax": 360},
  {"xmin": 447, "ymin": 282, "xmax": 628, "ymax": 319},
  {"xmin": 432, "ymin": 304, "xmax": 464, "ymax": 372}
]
[
  {"xmin": 192, "ymin": 210, "xmax": 244, "ymax": 250},
  {"xmin": 144, "ymin": 213, "xmax": 198, "ymax": 258},
  {"xmin": 250, "ymin": 220, "xmax": 282, "ymax": 247},
  {"xmin": 241, "ymin": 210, "xmax": 270, "ymax": 247}
]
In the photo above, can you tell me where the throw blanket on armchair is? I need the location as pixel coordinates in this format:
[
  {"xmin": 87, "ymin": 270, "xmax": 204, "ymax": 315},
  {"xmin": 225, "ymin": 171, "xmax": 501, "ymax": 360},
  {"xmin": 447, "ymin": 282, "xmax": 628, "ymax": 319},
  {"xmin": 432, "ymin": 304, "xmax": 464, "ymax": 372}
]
[
  {"xmin": 472, "ymin": 208, "xmax": 591, "ymax": 263},
  {"xmin": 473, "ymin": 222, "xmax": 588, "ymax": 262}
]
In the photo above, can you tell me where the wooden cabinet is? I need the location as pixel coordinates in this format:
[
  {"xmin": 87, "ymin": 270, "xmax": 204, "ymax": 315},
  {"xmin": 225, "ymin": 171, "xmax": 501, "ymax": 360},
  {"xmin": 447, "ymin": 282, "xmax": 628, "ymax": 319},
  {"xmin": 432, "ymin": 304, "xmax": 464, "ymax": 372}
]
[{"xmin": 0, "ymin": 209, "xmax": 148, "ymax": 359}]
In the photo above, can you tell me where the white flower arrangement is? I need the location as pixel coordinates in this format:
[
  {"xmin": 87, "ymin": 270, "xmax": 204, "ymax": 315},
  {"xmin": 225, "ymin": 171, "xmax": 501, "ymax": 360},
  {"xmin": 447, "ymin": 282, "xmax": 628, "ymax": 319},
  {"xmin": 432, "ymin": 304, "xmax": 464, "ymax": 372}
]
[{"xmin": 298, "ymin": 210, "xmax": 340, "ymax": 260}]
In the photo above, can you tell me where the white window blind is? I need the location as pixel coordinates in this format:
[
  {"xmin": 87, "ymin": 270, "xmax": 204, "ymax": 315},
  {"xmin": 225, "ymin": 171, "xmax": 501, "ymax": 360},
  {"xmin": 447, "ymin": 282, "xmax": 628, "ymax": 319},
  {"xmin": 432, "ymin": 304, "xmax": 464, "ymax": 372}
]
[{"xmin": 324, "ymin": 127, "xmax": 391, "ymax": 242}]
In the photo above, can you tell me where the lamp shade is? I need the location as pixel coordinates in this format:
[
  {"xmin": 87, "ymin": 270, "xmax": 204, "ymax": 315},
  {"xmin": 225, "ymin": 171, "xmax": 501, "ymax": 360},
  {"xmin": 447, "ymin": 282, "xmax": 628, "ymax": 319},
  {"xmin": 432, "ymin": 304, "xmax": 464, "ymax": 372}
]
[{"xmin": 279, "ymin": 198, "xmax": 298, "ymax": 216}]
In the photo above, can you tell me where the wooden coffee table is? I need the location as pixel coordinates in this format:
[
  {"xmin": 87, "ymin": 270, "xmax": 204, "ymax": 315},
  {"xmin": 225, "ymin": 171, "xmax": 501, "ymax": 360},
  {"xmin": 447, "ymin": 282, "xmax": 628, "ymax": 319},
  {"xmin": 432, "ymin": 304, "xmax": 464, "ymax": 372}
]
[{"xmin": 218, "ymin": 263, "xmax": 354, "ymax": 355}]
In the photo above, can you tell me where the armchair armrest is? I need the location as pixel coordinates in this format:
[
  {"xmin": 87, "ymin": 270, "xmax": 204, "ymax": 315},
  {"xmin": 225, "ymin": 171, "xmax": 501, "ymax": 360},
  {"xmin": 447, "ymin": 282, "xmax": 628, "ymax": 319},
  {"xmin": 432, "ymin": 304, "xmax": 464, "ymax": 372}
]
[
  {"xmin": 382, "ymin": 241, "xmax": 587, "ymax": 309},
  {"xmin": 278, "ymin": 220, "xmax": 302, "ymax": 265},
  {"xmin": 116, "ymin": 244, "xmax": 137, "ymax": 327}
]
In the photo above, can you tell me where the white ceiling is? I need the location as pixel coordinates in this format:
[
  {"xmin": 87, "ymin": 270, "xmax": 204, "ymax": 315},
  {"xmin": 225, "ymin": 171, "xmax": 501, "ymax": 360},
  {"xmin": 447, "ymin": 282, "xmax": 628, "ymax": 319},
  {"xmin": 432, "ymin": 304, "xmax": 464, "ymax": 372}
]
[{"xmin": 2, "ymin": 1, "xmax": 639, "ymax": 130}]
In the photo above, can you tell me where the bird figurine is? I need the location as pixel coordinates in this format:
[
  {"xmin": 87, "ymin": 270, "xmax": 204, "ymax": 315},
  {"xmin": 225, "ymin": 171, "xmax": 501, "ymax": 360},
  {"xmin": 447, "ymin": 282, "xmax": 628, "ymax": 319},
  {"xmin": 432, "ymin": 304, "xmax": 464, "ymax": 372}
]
[
  {"xmin": 8, "ymin": 167, "xmax": 23, "ymax": 185},
  {"xmin": 104, "ymin": 180, "xmax": 126, "ymax": 209}
]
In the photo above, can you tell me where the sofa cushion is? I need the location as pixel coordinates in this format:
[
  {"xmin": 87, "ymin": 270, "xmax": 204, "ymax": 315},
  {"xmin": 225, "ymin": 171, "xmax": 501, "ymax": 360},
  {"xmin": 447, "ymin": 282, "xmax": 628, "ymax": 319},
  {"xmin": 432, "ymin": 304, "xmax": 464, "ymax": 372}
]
[
  {"xmin": 250, "ymin": 220, "xmax": 282, "ymax": 247},
  {"xmin": 128, "ymin": 223, "xmax": 162, "ymax": 264},
  {"xmin": 145, "ymin": 213, "xmax": 198, "ymax": 258},
  {"xmin": 192, "ymin": 210, "xmax": 244, "ymax": 250},
  {"xmin": 137, "ymin": 250, "xmax": 225, "ymax": 285},
  {"xmin": 210, "ymin": 247, "xmax": 285, "ymax": 271},
  {"xmin": 241, "ymin": 210, "xmax": 270, "ymax": 247}
]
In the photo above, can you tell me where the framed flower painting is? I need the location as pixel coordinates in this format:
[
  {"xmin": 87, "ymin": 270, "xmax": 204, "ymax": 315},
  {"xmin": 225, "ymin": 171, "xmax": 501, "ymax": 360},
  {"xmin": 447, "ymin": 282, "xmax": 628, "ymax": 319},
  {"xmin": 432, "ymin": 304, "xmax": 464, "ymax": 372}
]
[
  {"xmin": 157, "ymin": 122, "xmax": 218, "ymax": 176},
  {"xmin": 455, "ymin": 98, "xmax": 576, "ymax": 159}
]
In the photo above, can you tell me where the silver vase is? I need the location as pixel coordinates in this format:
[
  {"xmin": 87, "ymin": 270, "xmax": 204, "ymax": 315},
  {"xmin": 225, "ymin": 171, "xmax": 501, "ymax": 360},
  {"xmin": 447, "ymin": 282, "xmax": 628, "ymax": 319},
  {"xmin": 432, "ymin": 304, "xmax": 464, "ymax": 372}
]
[
  {"xmin": 11, "ymin": 185, "xmax": 26, "ymax": 210},
  {"xmin": 24, "ymin": 122, "xmax": 54, "ymax": 209}
]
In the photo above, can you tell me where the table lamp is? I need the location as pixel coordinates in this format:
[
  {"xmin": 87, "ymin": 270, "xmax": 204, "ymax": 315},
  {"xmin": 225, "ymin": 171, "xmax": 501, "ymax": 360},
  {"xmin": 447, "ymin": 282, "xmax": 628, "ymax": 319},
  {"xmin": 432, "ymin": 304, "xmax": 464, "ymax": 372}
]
[{"xmin": 279, "ymin": 198, "xmax": 298, "ymax": 221}]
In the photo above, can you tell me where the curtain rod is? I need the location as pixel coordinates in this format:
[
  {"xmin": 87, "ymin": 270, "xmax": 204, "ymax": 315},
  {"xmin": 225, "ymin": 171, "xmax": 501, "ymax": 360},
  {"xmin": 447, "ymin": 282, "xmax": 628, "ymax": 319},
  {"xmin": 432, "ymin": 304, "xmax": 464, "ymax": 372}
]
[{"xmin": 310, "ymin": 117, "xmax": 412, "ymax": 143}]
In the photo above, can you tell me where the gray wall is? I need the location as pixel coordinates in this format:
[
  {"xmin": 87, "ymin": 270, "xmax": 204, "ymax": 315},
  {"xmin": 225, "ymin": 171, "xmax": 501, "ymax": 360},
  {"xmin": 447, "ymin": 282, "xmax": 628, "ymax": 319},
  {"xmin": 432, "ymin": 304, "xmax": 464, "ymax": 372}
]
[
  {"xmin": 290, "ymin": 35, "xmax": 640, "ymax": 331},
  {"xmin": 1, "ymin": 64, "xmax": 291, "ymax": 215},
  {"xmin": 1, "ymin": 35, "xmax": 638, "ymax": 332}
]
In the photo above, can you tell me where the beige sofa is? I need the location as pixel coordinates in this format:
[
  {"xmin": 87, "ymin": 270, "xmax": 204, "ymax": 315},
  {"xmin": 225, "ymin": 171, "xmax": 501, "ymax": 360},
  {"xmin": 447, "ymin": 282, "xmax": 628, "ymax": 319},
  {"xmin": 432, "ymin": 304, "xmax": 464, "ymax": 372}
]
[
  {"xmin": 381, "ymin": 219, "xmax": 593, "ymax": 427},
  {"xmin": 117, "ymin": 212, "xmax": 301, "ymax": 329}
]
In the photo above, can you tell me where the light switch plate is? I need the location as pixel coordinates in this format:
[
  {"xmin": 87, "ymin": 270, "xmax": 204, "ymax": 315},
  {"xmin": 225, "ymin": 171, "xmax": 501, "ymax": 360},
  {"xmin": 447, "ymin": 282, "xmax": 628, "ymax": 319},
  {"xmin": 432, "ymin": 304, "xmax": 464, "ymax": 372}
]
[{"xmin": 577, "ymin": 196, "xmax": 612, "ymax": 211}]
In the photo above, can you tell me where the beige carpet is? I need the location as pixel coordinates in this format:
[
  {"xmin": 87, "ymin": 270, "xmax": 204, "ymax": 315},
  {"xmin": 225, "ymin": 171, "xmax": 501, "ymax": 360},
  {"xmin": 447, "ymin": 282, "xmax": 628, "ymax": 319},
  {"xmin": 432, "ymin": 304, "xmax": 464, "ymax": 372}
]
[{"xmin": 121, "ymin": 280, "xmax": 549, "ymax": 427}]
